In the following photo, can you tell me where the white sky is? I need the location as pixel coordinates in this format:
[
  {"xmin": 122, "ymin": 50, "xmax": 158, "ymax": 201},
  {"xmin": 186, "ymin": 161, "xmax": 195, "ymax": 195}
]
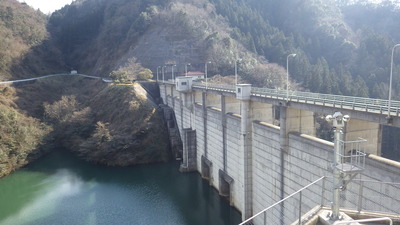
[{"xmin": 17, "ymin": 0, "xmax": 74, "ymax": 14}]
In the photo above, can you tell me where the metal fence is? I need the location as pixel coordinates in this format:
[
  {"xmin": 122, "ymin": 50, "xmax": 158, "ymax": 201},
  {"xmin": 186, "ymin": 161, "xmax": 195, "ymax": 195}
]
[
  {"xmin": 238, "ymin": 176, "xmax": 400, "ymax": 225},
  {"xmin": 252, "ymin": 87, "xmax": 400, "ymax": 117},
  {"xmin": 340, "ymin": 179, "xmax": 400, "ymax": 217},
  {"xmin": 193, "ymin": 82, "xmax": 236, "ymax": 93},
  {"xmin": 239, "ymin": 177, "xmax": 327, "ymax": 225},
  {"xmin": 336, "ymin": 138, "xmax": 367, "ymax": 172},
  {"xmin": 160, "ymin": 80, "xmax": 400, "ymax": 117}
]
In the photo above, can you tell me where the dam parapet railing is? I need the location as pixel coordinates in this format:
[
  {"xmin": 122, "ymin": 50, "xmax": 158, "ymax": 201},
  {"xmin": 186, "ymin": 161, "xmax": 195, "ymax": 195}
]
[
  {"xmin": 239, "ymin": 176, "xmax": 400, "ymax": 225},
  {"xmin": 161, "ymin": 80, "xmax": 400, "ymax": 117}
]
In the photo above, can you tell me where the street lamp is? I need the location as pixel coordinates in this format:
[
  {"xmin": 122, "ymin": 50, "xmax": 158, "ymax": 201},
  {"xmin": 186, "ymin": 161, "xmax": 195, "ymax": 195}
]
[
  {"xmin": 286, "ymin": 53, "xmax": 296, "ymax": 101},
  {"xmin": 185, "ymin": 63, "xmax": 191, "ymax": 76},
  {"xmin": 205, "ymin": 61, "xmax": 211, "ymax": 89},
  {"xmin": 235, "ymin": 59, "xmax": 242, "ymax": 85},
  {"xmin": 171, "ymin": 64, "xmax": 176, "ymax": 81},
  {"xmin": 388, "ymin": 44, "xmax": 400, "ymax": 119},
  {"xmin": 156, "ymin": 66, "xmax": 160, "ymax": 82}
]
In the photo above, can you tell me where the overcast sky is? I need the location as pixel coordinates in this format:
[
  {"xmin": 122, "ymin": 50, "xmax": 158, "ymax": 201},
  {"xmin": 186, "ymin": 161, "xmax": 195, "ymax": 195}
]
[{"xmin": 18, "ymin": 0, "xmax": 74, "ymax": 14}]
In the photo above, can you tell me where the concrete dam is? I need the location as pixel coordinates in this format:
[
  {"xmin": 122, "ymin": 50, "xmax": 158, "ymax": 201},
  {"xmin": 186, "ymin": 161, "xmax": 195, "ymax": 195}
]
[{"xmin": 156, "ymin": 78, "xmax": 400, "ymax": 224}]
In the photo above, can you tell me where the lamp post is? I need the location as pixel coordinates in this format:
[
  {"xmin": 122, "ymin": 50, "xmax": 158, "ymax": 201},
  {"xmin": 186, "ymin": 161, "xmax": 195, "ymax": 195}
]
[
  {"xmin": 235, "ymin": 59, "xmax": 242, "ymax": 85},
  {"xmin": 205, "ymin": 61, "xmax": 211, "ymax": 89},
  {"xmin": 286, "ymin": 53, "xmax": 296, "ymax": 101},
  {"xmin": 156, "ymin": 66, "xmax": 160, "ymax": 82},
  {"xmin": 388, "ymin": 44, "xmax": 400, "ymax": 119},
  {"xmin": 162, "ymin": 66, "xmax": 166, "ymax": 82},
  {"xmin": 185, "ymin": 63, "xmax": 191, "ymax": 76},
  {"xmin": 172, "ymin": 65, "xmax": 176, "ymax": 81}
]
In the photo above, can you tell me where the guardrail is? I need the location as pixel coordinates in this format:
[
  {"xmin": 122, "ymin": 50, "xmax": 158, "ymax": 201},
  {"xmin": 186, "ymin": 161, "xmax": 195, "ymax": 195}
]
[
  {"xmin": 193, "ymin": 83, "xmax": 236, "ymax": 93},
  {"xmin": 239, "ymin": 177, "xmax": 326, "ymax": 225},
  {"xmin": 0, "ymin": 73, "xmax": 103, "ymax": 85},
  {"xmin": 252, "ymin": 87, "xmax": 400, "ymax": 117},
  {"xmin": 237, "ymin": 176, "xmax": 400, "ymax": 225},
  {"xmin": 342, "ymin": 179, "xmax": 400, "ymax": 215},
  {"xmin": 159, "ymin": 80, "xmax": 400, "ymax": 117}
]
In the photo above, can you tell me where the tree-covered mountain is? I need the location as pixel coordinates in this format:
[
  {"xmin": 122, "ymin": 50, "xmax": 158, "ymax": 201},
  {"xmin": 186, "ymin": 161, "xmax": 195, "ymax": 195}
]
[
  {"xmin": 44, "ymin": 0, "xmax": 400, "ymax": 159},
  {"xmin": 0, "ymin": 0, "xmax": 54, "ymax": 177},
  {"xmin": 43, "ymin": 0, "xmax": 400, "ymax": 100},
  {"xmin": 207, "ymin": 0, "xmax": 400, "ymax": 99},
  {"xmin": 0, "ymin": 0, "xmax": 63, "ymax": 79},
  {"xmin": 2, "ymin": 0, "xmax": 400, "ymax": 173}
]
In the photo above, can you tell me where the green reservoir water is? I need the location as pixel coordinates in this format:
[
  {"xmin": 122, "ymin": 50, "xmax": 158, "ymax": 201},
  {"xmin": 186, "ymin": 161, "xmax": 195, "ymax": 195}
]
[{"xmin": 0, "ymin": 149, "xmax": 241, "ymax": 225}]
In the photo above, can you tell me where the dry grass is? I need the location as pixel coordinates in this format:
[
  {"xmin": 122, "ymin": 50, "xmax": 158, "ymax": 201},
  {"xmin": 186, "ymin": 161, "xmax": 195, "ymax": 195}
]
[{"xmin": 15, "ymin": 77, "xmax": 171, "ymax": 166}]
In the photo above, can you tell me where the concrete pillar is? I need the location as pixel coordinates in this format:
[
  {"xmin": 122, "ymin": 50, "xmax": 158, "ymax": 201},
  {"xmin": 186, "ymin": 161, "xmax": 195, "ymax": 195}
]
[
  {"xmin": 202, "ymin": 92, "xmax": 208, "ymax": 158},
  {"xmin": 241, "ymin": 99, "xmax": 253, "ymax": 220},
  {"xmin": 159, "ymin": 84, "xmax": 166, "ymax": 103},
  {"xmin": 191, "ymin": 92, "xmax": 196, "ymax": 130},
  {"xmin": 221, "ymin": 95, "xmax": 227, "ymax": 171},
  {"xmin": 345, "ymin": 119, "xmax": 382, "ymax": 155},
  {"xmin": 164, "ymin": 84, "xmax": 168, "ymax": 106},
  {"xmin": 170, "ymin": 86, "xmax": 174, "ymax": 108},
  {"xmin": 280, "ymin": 106, "xmax": 288, "ymax": 153},
  {"xmin": 179, "ymin": 92, "xmax": 184, "ymax": 131},
  {"xmin": 173, "ymin": 87, "xmax": 180, "ymax": 98},
  {"xmin": 180, "ymin": 128, "xmax": 197, "ymax": 172},
  {"xmin": 251, "ymin": 101, "xmax": 274, "ymax": 124},
  {"xmin": 201, "ymin": 155, "xmax": 212, "ymax": 180},
  {"xmin": 219, "ymin": 169, "xmax": 234, "ymax": 205},
  {"xmin": 236, "ymin": 84, "xmax": 253, "ymax": 220},
  {"xmin": 182, "ymin": 92, "xmax": 193, "ymax": 110},
  {"xmin": 286, "ymin": 108, "xmax": 315, "ymax": 136},
  {"xmin": 279, "ymin": 106, "xmax": 288, "ymax": 224}
]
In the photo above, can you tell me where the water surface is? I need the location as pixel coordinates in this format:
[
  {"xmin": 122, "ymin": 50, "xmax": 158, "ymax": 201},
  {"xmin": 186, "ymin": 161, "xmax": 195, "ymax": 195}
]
[{"xmin": 0, "ymin": 149, "xmax": 241, "ymax": 225}]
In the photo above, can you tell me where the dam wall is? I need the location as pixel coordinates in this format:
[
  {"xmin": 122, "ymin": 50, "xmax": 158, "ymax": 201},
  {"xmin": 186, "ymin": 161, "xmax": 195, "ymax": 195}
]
[{"xmin": 159, "ymin": 82, "xmax": 400, "ymax": 222}]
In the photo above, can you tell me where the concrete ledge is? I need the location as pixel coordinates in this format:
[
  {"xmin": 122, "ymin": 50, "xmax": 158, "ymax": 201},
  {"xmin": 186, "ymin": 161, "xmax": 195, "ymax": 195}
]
[
  {"xmin": 368, "ymin": 154, "xmax": 400, "ymax": 168},
  {"xmin": 254, "ymin": 120, "xmax": 280, "ymax": 130},
  {"xmin": 208, "ymin": 106, "xmax": 222, "ymax": 112},
  {"xmin": 299, "ymin": 133, "xmax": 334, "ymax": 147},
  {"xmin": 227, "ymin": 112, "xmax": 241, "ymax": 118}
]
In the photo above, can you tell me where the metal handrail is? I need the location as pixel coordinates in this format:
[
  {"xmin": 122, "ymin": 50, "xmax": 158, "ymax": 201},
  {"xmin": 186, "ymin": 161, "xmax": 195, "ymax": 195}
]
[
  {"xmin": 159, "ymin": 80, "xmax": 400, "ymax": 116},
  {"xmin": 335, "ymin": 217, "xmax": 393, "ymax": 225},
  {"xmin": 0, "ymin": 73, "xmax": 102, "ymax": 84},
  {"xmin": 193, "ymin": 82, "xmax": 236, "ymax": 92},
  {"xmin": 239, "ymin": 176, "xmax": 325, "ymax": 225}
]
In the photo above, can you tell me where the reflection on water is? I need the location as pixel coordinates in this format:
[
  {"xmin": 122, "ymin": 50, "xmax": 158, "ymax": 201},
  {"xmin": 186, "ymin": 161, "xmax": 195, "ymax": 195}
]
[
  {"xmin": 1, "ymin": 169, "xmax": 84, "ymax": 225},
  {"xmin": 0, "ymin": 150, "xmax": 241, "ymax": 225}
]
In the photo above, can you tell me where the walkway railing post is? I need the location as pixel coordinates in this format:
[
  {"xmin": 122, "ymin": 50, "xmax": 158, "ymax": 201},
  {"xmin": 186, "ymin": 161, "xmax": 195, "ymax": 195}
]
[
  {"xmin": 298, "ymin": 191, "xmax": 303, "ymax": 224},
  {"xmin": 321, "ymin": 177, "xmax": 326, "ymax": 207},
  {"xmin": 357, "ymin": 180, "xmax": 364, "ymax": 212}
]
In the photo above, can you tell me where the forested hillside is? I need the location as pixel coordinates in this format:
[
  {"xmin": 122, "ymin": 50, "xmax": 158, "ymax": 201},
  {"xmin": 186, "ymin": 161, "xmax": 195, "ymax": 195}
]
[
  {"xmin": 46, "ymin": 0, "xmax": 400, "ymax": 100},
  {"xmin": 0, "ymin": 0, "xmax": 63, "ymax": 79},
  {"xmin": 2, "ymin": 0, "xmax": 400, "ymax": 174},
  {"xmin": 0, "ymin": 0, "xmax": 54, "ymax": 177},
  {"xmin": 209, "ymin": 0, "xmax": 400, "ymax": 99},
  {"xmin": 44, "ymin": 0, "xmax": 400, "ymax": 159}
]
